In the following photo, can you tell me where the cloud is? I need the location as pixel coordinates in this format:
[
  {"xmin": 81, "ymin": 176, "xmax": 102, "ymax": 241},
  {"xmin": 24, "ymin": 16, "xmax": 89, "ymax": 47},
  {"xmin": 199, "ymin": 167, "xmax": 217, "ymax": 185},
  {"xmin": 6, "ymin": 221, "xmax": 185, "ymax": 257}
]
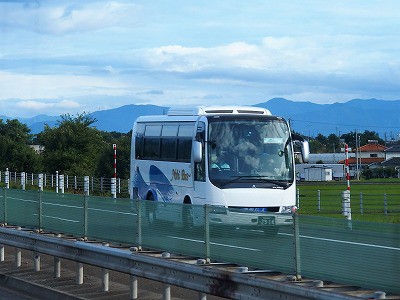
[
  {"xmin": 1, "ymin": 0, "xmax": 400, "ymax": 115},
  {"xmin": 0, "ymin": 1, "xmax": 140, "ymax": 35},
  {"xmin": 138, "ymin": 90, "xmax": 164, "ymax": 95},
  {"xmin": 16, "ymin": 99, "xmax": 80, "ymax": 110},
  {"xmin": 0, "ymin": 71, "xmax": 127, "ymax": 99},
  {"xmin": 135, "ymin": 35, "xmax": 400, "ymax": 103},
  {"xmin": 143, "ymin": 35, "xmax": 400, "ymax": 76}
]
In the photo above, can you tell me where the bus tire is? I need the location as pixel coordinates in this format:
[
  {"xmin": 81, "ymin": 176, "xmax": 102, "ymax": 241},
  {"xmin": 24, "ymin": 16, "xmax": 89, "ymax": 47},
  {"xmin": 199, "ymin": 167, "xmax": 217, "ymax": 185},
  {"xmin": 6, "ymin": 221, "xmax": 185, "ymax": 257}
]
[
  {"xmin": 182, "ymin": 198, "xmax": 194, "ymax": 230},
  {"xmin": 146, "ymin": 193, "xmax": 156, "ymax": 224}
]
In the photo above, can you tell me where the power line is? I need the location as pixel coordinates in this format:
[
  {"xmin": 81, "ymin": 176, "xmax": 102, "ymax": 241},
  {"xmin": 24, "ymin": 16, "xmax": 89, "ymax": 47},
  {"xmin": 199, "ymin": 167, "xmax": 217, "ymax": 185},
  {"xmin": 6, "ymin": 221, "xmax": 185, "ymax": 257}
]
[{"xmin": 290, "ymin": 119, "xmax": 400, "ymax": 130}]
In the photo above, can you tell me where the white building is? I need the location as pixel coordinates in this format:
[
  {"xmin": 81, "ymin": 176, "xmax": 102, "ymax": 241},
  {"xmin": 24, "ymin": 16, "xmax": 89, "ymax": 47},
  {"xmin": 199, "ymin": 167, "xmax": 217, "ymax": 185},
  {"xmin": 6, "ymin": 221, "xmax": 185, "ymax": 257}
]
[
  {"xmin": 304, "ymin": 166, "xmax": 333, "ymax": 181},
  {"xmin": 296, "ymin": 164, "xmax": 345, "ymax": 181}
]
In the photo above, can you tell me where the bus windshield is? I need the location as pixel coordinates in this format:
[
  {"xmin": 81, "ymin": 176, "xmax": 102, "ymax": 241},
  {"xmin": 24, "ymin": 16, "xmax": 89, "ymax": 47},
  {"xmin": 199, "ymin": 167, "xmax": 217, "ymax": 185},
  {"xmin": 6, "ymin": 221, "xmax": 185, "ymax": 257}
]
[{"xmin": 207, "ymin": 116, "xmax": 294, "ymax": 189}]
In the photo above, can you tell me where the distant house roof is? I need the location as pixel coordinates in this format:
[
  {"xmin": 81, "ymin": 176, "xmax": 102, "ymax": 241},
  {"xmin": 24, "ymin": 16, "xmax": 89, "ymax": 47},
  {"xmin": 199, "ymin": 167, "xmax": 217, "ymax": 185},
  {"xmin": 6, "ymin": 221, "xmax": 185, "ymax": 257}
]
[
  {"xmin": 384, "ymin": 145, "xmax": 400, "ymax": 153},
  {"xmin": 381, "ymin": 157, "xmax": 400, "ymax": 167},
  {"xmin": 356, "ymin": 143, "xmax": 387, "ymax": 152}
]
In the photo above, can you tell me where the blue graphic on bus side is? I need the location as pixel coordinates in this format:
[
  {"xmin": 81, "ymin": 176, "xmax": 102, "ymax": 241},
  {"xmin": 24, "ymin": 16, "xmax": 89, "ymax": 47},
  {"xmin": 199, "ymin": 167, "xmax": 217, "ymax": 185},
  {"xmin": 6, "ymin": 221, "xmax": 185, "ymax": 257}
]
[{"xmin": 134, "ymin": 165, "xmax": 175, "ymax": 202}]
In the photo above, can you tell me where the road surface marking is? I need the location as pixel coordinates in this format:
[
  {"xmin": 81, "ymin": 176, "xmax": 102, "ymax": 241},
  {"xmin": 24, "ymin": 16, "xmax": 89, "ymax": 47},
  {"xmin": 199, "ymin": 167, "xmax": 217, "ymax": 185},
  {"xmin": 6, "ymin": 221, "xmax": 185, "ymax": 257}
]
[
  {"xmin": 33, "ymin": 214, "xmax": 80, "ymax": 223},
  {"xmin": 279, "ymin": 233, "xmax": 400, "ymax": 251},
  {"xmin": 88, "ymin": 207, "xmax": 136, "ymax": 216},
  {"xmin": 168, "ymin": 236, "xmax": 261, "ymax": 251}
]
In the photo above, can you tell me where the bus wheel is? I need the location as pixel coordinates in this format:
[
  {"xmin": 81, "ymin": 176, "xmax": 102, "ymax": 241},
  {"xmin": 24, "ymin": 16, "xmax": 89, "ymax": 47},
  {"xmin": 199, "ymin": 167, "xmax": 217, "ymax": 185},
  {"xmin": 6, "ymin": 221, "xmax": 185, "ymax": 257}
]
[
  {"xmin": 182, "ymin": 199, "xmax": 193, "ymax": 230},
  {"xmin": 146, "ymin": 193, "xmax": 156, "ymax": 224}
]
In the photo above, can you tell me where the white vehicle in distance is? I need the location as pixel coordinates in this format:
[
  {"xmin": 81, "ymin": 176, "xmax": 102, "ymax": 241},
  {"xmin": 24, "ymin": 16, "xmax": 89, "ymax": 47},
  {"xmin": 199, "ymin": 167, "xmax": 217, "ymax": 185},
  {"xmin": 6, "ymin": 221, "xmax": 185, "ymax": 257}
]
[{"xmin": 130, "ymin": 106, "xmax": 309, "ymax": 233}]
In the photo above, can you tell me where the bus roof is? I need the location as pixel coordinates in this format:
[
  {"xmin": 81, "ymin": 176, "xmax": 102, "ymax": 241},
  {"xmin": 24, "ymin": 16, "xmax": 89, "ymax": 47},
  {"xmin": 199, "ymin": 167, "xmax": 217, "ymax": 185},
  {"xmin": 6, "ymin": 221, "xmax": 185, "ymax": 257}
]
[{"xmin": 167, "ymin": 106, "xmax": 271, "ymax": 116}]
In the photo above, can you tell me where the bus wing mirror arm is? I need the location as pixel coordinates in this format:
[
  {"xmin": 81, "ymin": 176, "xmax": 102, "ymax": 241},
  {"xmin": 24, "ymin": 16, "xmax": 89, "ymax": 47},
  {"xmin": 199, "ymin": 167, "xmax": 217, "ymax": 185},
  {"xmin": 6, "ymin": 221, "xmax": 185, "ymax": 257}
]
[{"xmin": 193, "ymin": 140, "xmax": 202, "ymax": 163}]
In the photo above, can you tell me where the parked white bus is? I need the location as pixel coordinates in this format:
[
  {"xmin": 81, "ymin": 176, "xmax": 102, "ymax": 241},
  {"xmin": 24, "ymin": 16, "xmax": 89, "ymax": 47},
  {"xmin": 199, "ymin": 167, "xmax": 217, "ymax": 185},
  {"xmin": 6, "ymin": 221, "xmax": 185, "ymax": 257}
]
[{"xmin": 130, "ymin": 106, "xmax": 309, "ymax": 231}]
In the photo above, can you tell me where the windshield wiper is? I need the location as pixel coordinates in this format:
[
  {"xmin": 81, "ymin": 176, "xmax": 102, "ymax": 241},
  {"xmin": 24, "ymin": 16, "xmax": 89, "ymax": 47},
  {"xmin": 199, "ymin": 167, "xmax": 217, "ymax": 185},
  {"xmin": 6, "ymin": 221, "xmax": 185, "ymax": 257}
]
[
  {"xmin": 220, "ymin": 175, "xmax": 291, "ymax": 188},
  {"xmin": 253, "ymin": 177, "xmax": 291, "ymax": 188}
]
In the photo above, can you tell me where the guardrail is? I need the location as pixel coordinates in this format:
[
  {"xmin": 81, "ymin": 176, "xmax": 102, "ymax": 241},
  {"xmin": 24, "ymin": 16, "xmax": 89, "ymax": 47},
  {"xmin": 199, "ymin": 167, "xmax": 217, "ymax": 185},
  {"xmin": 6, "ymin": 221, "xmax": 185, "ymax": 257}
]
[
  {"xmin": 0, "ymin": 188, "xmax": 399, "ymax": 298},
  {"xmin": 0, "ymin": 226, "xmax": 368, "ymax": 300}
]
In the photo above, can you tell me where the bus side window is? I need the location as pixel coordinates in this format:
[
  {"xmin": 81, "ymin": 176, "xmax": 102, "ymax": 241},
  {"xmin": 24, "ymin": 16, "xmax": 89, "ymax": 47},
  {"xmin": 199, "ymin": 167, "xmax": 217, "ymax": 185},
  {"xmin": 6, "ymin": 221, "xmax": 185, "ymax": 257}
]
[
  {"xmin": 160, "ymin": 125, "xmax": 178, "ymax": 160},
  {"xmin": 143, "ymin": 125, "xmax": 161, "ymax": 159},
  {"xmin": 135, "ymin": 123, "xmax": 145, "ymax": 159},
  {"xmin": 177, "ymin": 125, "xmax": 192, "ymax": 162}
]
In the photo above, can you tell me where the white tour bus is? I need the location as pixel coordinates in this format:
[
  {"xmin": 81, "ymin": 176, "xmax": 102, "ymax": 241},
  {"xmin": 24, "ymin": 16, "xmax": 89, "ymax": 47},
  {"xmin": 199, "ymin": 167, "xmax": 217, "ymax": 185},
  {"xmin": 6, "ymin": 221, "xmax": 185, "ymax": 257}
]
[{"xmin": 130, "ymin": 106, "xmax": 309, "ymax": 231}]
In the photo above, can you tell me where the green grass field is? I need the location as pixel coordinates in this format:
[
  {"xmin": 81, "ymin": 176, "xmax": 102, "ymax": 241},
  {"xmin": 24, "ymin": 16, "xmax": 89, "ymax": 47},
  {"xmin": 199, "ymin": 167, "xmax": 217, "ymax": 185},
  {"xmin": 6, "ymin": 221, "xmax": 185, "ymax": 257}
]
[{"xmin": 297, "ymin": 178, "xmax": 400, "ymax": 223}]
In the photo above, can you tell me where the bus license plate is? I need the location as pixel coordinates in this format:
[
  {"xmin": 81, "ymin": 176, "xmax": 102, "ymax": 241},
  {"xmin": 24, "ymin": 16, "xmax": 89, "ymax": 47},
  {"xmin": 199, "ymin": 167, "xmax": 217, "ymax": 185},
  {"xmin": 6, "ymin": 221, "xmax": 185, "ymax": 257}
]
[{"xmin": 258, "ymin": 216, "xmax": 276, "ymax": 226}]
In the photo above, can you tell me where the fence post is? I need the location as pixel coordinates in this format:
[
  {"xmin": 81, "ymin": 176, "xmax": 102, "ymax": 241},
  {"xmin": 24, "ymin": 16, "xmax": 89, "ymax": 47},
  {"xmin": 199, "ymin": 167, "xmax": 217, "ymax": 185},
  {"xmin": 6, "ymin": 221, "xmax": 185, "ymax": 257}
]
[
  {"xmin": 84, "ymin": 176, "xmax": 90, "ymax": 196},
  {"xmin": 55, "ymin": 171, "xmax": 59, "ymax": 193},
  {"xmin": 111, "ymin": 177, "xmax": 117, "ymax": 199},
  {"xmin": 317, "ymin": 190, "xmax": 321, "ymax": 212},
  {"xmin": 38, "ymin": 190, "xmax": 43, "ymax": 231},
  {"xmin": 341, "ymin": 190, "xmax": 351, "ymax": 219},
  {"xmin": 204, "ymin": 205, "xmax": 210, "ymax": 263},
  {"xmin": 59, "ymin": 174, "xmax": 65, "ymax": 194},
  {"xmin": 341, "ymin": 190, "xmax": 352, "ymax": 230},
  {"xmin": 5, "ymin": 168, "xmax": 9, "ymax": 189},
  {"xmin": 2, "ymin": 188, "xmax": 7, "ymax": 225},
  {"xmin": 83, "ymin": 193, "xmax": 88, "ymax": 240},
  {"xmin": 360, "ymin": 192, "xmax": 363, "ymax": 215},
  {"xmin": 384, "ymin": 193, "xmax": 388, "ymax": 215},
  {"xmin": 293, "ymin": 212, "xmax": 301, "ymax": 281},
  {"xmin": 296, "ymin": 188, "xmax": 300, "ymax": 209},
  {"xmin": 38, "ymin": 174, "xmax": 43, "ymax": 191},
  {"xmin": 136, "ymin": 200, "xmax": 142, "ymax": 249},
  {"xmin": 21, "ymin": 172, "xmax": 26, "ymax": 190}
]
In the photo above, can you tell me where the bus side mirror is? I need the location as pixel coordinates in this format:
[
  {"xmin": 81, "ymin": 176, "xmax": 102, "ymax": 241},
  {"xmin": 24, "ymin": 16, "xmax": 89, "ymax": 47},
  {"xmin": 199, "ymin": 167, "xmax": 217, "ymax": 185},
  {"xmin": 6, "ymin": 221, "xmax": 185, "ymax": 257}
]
[
  {"xmin": 193, "ymin": 141, "xmax": 202, "ymax": 163},
  {"xmin": 292, "ymin": 133, "xmax": 310, "ymax": 163},
  {"xmin": 301, "ymin": 141, "xmax": 309, "ymax": 163}
]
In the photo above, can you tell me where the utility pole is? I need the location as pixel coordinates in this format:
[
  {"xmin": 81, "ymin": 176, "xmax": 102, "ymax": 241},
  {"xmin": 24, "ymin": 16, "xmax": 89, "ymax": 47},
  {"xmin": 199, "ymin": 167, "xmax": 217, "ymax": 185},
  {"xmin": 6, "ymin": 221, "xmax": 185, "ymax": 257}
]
[{"xmin": 355, "ymin": 130, "xmax": 359, "ymax": 180}]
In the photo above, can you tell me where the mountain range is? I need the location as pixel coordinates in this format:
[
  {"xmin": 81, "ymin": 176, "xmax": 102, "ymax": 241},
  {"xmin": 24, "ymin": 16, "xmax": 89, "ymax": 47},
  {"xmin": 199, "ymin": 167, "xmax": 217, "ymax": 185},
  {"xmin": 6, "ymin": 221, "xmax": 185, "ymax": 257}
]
[{"xmin": 1, "ymin": 99, "xmax": 399, "ymax": 139}]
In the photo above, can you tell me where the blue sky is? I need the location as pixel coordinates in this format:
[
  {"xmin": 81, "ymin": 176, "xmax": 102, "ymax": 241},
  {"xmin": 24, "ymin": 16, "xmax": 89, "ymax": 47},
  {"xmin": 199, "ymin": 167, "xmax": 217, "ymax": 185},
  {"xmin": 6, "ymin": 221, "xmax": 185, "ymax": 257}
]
[{"xmin": 1, "ymin": 0, "xmax": 400, "ymax": 117}]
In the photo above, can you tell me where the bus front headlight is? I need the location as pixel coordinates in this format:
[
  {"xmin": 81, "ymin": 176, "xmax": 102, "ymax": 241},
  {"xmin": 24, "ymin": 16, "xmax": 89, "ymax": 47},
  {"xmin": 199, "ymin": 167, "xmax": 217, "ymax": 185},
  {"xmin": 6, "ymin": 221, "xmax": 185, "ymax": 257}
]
[{"xmin": 281, "ymin": 205, "xmax": 297, "ymax": 214}]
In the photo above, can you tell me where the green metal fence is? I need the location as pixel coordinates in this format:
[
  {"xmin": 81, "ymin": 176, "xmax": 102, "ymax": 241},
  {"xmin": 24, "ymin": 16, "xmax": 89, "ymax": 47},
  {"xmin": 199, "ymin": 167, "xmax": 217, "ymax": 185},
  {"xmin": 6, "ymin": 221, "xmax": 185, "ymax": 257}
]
[{"xmin": 1, "ymin": 188, "xmax": 399, "ymax": 294}]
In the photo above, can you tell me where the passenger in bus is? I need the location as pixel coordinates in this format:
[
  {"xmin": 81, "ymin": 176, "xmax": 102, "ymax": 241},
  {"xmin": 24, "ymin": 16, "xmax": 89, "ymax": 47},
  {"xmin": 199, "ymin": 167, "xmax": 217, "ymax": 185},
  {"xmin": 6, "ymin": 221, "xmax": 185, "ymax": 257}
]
[{"xmin": 211, "ymin": 150, "xmax": 234, "ymax": 171}]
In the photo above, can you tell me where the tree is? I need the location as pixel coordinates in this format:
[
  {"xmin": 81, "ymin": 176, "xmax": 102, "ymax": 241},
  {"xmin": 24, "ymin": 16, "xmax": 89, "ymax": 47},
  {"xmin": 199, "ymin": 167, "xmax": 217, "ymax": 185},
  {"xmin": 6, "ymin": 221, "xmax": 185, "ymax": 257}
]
[
  {"xmin": 0, "ymin": 119, "xmax": 41, "ymax": 172},
  {"xmin": 340, "ymin": 130, "xmax": 384, "ymax": 149},
  {"xmin": 37, "ymin": 113, "xmax": 104, "ymax": 175},
  {"xmin": 309, "ymin": 133, "xmax": 330, "ymax": 153},
  {"xmin": 327, "ymin": 134, "xmax": 340, "ymax": 153},
  {"xmin": 95, "ymin": 131, "xmax": 131, "ymax": 179},
  {"xmin": 359, "ymin": 130, "xmax": 384, "ymax": 145},
  {"xmin": 309, "ymin": 138, "xmax": 325, "ymax": 153}
]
